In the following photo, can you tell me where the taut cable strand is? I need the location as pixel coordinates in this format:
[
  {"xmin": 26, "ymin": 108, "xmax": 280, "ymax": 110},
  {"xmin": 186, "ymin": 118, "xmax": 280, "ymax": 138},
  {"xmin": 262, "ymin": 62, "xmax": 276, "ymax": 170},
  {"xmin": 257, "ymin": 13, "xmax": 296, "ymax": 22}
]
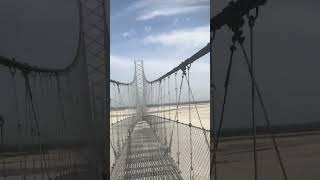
[
  {"xmin": 248, "ymin": 10, "xmax": 258, "ymax": 180},
  {"xmin": 238, "ymin": 42, "xmax": 288, "ymax": 180},
  {"xmin": 157, "ymin": 82, "xmax": 160, "ymax": 122},
  {"xmin": 164, "ymin": 78, "xmax": 167, "ymax": 146},
  {"xmin": 169, "ymin": 73, "xmax": 178, "ymax": 153},
  {"xmin": 10, "ymin": 70, "xmax": 22, "ymax": 148},
  {"xmin": 168, "ymin": 76, "xmax": 171, "ymax": 121},
  {"xmin": 185, "ymin": 70, "xmax": 210, "ymax": 149},
  {"xmin": 114, "ymin": 85, "xmax": 121, "ymax": 156},
  {"xmin": 157, "ymin": 82, "xmax": 161, "ymax": 138},
  {"xmin": 168, "ymin": 72, "xmax": 184, "ymax": 154},
  {"xmin": 187, "ymin": 65, "xmax": 194, "ymax": 180},
  {"xmin": 177, "ymin": 72, "xmax": 185, "ymax": 173},
  {"xmin": 110, "ymin": 99, "xmax": 118, "ymax": 161},
  {"xmin": 160, "ymin": 81, "xmax": 164, "ymax": 141},
  {"xmin": 23, "ymin": 73, "xmax": 51, "ymax": 180},
  {"xmin": 117, "ymin": 85, "xmax": 125, "ymax": 145},
  {"xmin": 127, "ymin": 86, "xmax": 132, "ymax": 136},
  {"xmin": 210, "ymin": 37, "xmax": 237, "ymax": 179},
  {"xmin": 176, "ymin": 89, "xmax": 180, "ymax": 173}
]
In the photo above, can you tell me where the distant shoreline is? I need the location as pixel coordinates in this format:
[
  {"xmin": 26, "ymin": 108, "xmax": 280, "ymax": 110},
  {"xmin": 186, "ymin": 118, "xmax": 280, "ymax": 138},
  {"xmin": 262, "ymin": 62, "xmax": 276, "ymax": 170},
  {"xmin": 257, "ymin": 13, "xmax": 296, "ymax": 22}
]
[
  {"xmin": 110, "ymin": 100, "xmax": 210, "ymax": 110},
  {"xmin": 217, "ymin": 121, "xmax": 320, "ymax": 137}
]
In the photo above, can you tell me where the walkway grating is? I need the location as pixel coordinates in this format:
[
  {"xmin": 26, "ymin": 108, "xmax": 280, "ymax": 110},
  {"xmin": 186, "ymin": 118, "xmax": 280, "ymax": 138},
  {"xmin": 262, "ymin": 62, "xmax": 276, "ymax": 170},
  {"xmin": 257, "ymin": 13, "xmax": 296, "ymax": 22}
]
[{"xmin": 123, "ymin": 120, "xmax": 183, "ymax": 180}]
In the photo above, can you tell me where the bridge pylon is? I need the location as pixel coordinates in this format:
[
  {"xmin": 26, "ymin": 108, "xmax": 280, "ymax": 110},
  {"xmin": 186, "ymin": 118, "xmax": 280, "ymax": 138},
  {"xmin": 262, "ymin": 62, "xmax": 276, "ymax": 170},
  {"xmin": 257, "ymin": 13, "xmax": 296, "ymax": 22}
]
[{"xmin": 134, "ymin": 60, "xmax": 147, "ymax": 116}]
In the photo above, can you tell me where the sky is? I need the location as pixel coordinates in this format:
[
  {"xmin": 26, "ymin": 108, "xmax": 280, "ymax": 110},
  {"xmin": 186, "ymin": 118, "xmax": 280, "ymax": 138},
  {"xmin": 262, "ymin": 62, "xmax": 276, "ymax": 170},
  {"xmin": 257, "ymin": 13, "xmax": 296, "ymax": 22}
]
[{"xmin": 110, "ymin": 0, "xmax": 210, "ymax": 100}]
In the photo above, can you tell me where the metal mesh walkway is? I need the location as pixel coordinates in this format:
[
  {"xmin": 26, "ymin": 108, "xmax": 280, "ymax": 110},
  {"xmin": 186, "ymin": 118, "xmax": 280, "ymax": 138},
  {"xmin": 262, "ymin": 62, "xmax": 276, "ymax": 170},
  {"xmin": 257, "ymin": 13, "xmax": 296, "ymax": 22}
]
[{"xmin": 119, "ymin": 120, "xmax": 183, "ymax": 180}]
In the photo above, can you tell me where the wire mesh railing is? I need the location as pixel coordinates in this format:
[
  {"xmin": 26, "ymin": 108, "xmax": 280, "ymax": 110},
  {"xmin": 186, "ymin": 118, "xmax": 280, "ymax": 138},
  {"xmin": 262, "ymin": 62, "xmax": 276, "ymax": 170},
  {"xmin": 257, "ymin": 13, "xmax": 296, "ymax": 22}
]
[
  {"xmin": 110, "ymin": 116, "xmax": 138, "ymax": 169},
  {"xmin": 145, "ymin": 115, "xmax": 210, "ymax": 180}
]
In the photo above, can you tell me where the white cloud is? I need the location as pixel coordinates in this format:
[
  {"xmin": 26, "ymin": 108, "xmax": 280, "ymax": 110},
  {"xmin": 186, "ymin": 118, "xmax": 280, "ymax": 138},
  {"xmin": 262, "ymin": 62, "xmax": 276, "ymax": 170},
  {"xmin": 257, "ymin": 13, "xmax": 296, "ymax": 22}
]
[
  {"xmin": 122, "ymin": 29, "xmax": 136, "ymax": 38},
  {"xmin": 129, "ymin": 0, "xmax": 209, "ymax": 10},
  {"xmin": 137, "ymin": 6, "xmax": 207, "ymax": 20},
  {"xmin": 127, "ymin": 0, "xmax": 209, "ymax": 21},
  {"xmin": 110, "ymin": 55, "xmax": 132, "ymax": 68},
  {"xmin": 143, "ymin": 25, "xmax": 209, "ymax": 49},
  {"xmin": 110, "ymin": 55, "xmax": 135, "ymax": 82}
]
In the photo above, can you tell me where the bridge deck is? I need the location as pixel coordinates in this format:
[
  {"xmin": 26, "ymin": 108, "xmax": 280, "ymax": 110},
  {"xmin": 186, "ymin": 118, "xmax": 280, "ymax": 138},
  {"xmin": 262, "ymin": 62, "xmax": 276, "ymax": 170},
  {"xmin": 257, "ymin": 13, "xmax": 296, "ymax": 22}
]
[{"xmin": 123, "ymin": 120, "xmax": 183, "ymax": 180}]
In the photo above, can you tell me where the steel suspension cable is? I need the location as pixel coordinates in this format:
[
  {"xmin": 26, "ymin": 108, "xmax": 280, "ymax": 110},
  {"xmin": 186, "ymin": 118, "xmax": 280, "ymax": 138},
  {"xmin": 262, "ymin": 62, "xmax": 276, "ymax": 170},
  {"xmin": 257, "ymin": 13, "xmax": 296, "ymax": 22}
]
[
  {"xmin": 238, "ymin": 41, "xmax": 288, "ymax": 180},
  {"xmin": 211, "ymin": 38, "xmax": 237, "ymax": 178},
  {"xmin": 248, "ymin": 12, "xmax": 258, "ymax": 180},
  {"xmin": 172, "ymin": 72, "xmax": 185, "ymax": 172},
  {"xmin": 184, "ymin": 71, "xmax": 210, "ymax": 150},
  {"xmin": 187, "ymin": 65, "xmax": 194, "ymax": 180},
  {"xmin": 24, "ymin": 74, "xmax": 51, "ymax": 180},
  {"xmin": 168, "ymin": 76, "xmax": 171, "ymax": 120},
  {"xmin": 117, "ymin": 85, "xmax": 124, "ymax": 147},
  {"xmin": 163, "ymin": 78, "xmax": 167, "ymax": 145}
]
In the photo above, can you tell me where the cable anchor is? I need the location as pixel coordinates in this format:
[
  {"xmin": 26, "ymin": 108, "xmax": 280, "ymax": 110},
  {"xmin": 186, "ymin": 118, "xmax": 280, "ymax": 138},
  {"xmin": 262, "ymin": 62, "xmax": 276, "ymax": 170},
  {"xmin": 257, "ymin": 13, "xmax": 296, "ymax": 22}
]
[{"xmin": 247, "ymin": 7, "xmax": 259, "ymax": 28}]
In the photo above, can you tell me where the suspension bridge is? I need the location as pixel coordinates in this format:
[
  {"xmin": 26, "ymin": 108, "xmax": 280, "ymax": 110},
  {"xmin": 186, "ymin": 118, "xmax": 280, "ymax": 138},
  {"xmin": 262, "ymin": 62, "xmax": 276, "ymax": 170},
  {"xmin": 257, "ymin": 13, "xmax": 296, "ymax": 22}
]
[
  {"xmin": 0, "ymin": 0, "xmax": 211, "ymax": 179},
  {"xmin": 0, "ymin": 0, "xmax": 295, "ymax": 179},
  {"xmin": 109, "ymin": 49, "xmax": 210, "ymax": 179}
]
